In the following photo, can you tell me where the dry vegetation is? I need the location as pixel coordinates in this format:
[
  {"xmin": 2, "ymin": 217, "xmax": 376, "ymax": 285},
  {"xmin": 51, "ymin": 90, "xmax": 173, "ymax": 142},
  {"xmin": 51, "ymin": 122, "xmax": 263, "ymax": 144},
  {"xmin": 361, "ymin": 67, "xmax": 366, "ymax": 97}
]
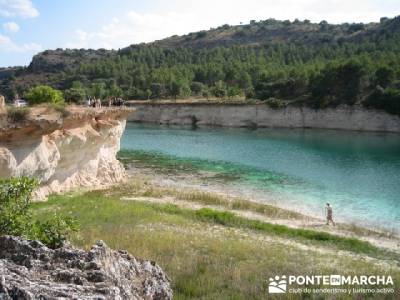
[{"xmin": 31, "ymin": 179, "xmax": 400, "ymax": 299}]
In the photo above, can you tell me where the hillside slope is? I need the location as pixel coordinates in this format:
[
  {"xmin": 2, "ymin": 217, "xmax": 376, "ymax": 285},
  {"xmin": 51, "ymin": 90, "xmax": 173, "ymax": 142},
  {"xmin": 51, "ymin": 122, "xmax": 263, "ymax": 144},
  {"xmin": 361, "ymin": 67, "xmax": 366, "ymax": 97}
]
[{"xmin": 0, "ymin": 16, "xmax": 399, "ymax": 114}]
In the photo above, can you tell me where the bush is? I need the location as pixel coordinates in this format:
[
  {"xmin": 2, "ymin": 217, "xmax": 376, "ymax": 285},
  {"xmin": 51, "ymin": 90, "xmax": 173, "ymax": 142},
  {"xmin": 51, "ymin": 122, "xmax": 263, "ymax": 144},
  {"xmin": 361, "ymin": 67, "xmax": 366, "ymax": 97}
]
[
  {"xmin": 310, "ymin": 61, "xmax": 365, "ymax": 107},
  {"xmin": 7, "ymin": 107, "xmax": 29, "ymax": 122},
  {"xmin": 25, "ymin": 85, "xmax": 65, "ymax": 105},
  {"xmin": 266, "ymin": 98, "xmax": 285, "ymax": 109},
  {"xmin": 364, "ymin": 86, "xmax": 400, "ymax": 115},
  {"xmin": 49, "ymin": 102, "xmax": 69, "ymax": 118},
  {"xmin": 196, "ymin": 31, "xmax": 207, "ymax": 39},
  {"xmin": 211, "ymin": 81, "xmax": 227, "ymax": 98},
  {"xmin": 0, "ymin": 177, "xmax": 77, "ymax": 248},
  {"xmin": 64, "ymin": 87, "xmax": 86, "ymax": 103},
  {"xmin": 32, "ymin": 214, "xmax": 77, "ymax": 249},
  {"xmin": 374, "ymin": 67, "xmax": 394, "ymax": 88},
  {"xmin": 190, "ymin": 82, "xmax": 204, "ymax": 96}
]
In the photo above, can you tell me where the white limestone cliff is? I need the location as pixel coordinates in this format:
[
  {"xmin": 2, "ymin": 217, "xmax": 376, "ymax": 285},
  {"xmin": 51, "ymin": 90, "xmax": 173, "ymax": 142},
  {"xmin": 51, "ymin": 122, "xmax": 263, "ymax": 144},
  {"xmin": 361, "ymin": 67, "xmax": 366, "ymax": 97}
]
[
  {"xmin": 127, "ymin": 102, "xmax": 400, "ymax": 133},
  {"xmin": 0, "ymin": 106, "xmax": 133, "ymax": 199}
]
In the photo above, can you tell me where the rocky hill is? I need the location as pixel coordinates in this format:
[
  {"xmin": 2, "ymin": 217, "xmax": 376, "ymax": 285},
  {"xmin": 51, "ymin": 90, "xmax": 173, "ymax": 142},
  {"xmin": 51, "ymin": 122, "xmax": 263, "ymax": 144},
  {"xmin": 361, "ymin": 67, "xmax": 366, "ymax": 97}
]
[
  {"xmin": 0, "ymin": 235, "xmax": 172, "ymax": 299},
  {"xmin": 0, "ymin": 16, "xmax": 399, "ymax": 115},
  {"xmin": 10, "ymin": 16, "xmax": 400, "ymax": 75},
  {"xmin": 149, "ymin": 16, "xmax": 399, "ymax": 49}
]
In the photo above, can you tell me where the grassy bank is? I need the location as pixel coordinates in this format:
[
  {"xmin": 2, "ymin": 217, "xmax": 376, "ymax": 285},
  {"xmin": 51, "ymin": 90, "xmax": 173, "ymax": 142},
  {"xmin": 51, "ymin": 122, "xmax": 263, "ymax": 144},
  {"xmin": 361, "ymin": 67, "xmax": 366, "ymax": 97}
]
[
  {"xmin": 110, "ymin": 179, "xmax": 306, "ymax": 220},
  {"xmin": 30, "ymin": 181, "xmax": 400, "ymax": 299}
]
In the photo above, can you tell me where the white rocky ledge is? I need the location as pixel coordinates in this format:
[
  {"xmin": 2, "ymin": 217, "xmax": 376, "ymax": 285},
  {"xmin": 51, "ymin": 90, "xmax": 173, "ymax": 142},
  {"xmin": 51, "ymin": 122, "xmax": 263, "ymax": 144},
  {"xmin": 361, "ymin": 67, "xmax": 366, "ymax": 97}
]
[{"xmin": 0, "ymin": 106, "xmax": 134, "ymax": 199}]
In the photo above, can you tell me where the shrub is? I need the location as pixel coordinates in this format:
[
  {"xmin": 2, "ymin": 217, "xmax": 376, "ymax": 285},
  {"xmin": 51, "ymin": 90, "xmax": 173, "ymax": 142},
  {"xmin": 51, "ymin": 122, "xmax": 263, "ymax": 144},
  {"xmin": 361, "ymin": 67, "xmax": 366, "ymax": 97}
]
[
  {"xmin": 266, "ymin": 98, "xmax": 285, "ymax": 109},
  {"xmin": 64, "ymin": 87, "xmax": 86, "ymax": 103},
  {"xmin": 50, "ymin": 102, "xmax": 70, "ymax": 118},
  {"xmin": 0, "ymin": 177, "xmax": 36, "ymax": 236},
  {"xmin": 211, "ymin": 81, "xmax": 227, "ymax": 98},
  {"xmin": 25, "ymin": 85, "xmax": 65, "ymax": 105},
  {"xmin": 364, "ymin": 86, "xmax": 400, "ymax": 115},
  {"xmin": 7, "ymin": 107, "xmax": 29, "ymax": 122},
  {"xmin": 32, "ymin": 214, "xmax": 77, "ymax": 249},
  {"xmin": 196, "ymin": 31, "xmax": 207, "ymax": 39},
  {"xmin": 310, "ymin": 61, "xmax": 365, "ymax": 107},
  {"xmin": 190, "ymin": 82, "xmax": 204, "ymax": 96},
  {"xmin": 374, "ymin": 66, "xmax": 394, "ymax": 88},
  {"xmin": 0, "ymin": 177, "xmax": 78, "ymax": 248}
]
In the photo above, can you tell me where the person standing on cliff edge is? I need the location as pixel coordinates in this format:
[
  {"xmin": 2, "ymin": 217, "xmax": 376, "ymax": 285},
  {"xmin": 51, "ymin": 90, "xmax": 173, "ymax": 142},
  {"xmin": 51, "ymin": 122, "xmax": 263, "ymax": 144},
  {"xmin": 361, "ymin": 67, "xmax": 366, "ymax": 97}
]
[{"xmin": 325, "ymin": 203, "xmax": 335, "ymax": 226}]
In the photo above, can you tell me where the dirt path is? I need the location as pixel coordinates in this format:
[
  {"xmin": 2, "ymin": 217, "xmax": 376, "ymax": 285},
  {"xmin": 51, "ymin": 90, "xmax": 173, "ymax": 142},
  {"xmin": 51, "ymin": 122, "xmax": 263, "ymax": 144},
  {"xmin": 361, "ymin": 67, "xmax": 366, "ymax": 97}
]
[
  {"xmin": 120, "ymin": 194, "xmax": 400, "ymax": 256},
  {"xmin": 123, "ymin": 196, "xmax": 399, "ymax": 271}
]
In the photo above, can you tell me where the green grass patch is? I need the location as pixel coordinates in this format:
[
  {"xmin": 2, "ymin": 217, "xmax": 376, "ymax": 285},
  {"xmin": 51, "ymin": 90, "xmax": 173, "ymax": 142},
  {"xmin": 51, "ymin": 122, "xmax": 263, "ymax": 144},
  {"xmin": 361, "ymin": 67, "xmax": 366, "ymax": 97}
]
[
  {"xmin": 110, "ymin": 179, "xmax": 305, "ymax": 220},
  {"xmin": 194, "ymin": 208, "xmax": 381, "ymax": 257},
  {"xmin": 30, "ymin": 190, "xmax": 400, "ymax": 299},
  {"xmin": 33, "ymin": 189, "xmax": 397, "ymax": 261}
]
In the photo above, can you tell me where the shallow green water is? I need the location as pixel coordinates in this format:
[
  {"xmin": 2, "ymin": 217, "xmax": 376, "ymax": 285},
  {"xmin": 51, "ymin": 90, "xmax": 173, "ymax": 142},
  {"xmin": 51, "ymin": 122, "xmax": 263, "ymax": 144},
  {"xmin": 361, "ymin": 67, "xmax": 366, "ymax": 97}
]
[{"xmin": 121, "ymin": 123, "xmax": 400, "ymax": 231}]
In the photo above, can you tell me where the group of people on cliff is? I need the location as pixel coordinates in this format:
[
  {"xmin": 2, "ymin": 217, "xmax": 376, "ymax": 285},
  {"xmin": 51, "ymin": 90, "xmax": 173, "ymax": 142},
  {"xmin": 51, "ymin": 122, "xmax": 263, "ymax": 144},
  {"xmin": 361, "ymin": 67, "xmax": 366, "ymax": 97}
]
[
  {"xmin": 86, "ymin": 97, "xmax": 125, "ymax": 108},
  {"xmin": 87, "ymin": 98, "xmax": 102, "ymax": 108}
]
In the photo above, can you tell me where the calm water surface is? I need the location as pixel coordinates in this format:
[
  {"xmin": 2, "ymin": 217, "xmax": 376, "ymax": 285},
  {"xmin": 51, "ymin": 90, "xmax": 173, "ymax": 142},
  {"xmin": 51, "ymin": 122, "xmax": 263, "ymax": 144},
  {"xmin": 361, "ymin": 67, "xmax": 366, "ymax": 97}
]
[{"xmin": 121, "ymin": 123, "xmax": 400, "ymax": 231}]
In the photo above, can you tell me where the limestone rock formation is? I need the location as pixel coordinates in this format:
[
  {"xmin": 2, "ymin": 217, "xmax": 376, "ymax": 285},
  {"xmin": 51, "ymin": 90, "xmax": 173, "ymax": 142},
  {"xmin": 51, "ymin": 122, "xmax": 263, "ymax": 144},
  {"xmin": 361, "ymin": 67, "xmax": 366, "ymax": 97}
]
[
  {"xmin": 0, "ymin": 106, "xmax": 134, "ymax": 199},
  {"xmin": 0, "ymin": 235, "xmax": 172, "ymax": 300},
  {"xmin": 127, "ymin": 102, "xmax": 400, "ymax": 133}
]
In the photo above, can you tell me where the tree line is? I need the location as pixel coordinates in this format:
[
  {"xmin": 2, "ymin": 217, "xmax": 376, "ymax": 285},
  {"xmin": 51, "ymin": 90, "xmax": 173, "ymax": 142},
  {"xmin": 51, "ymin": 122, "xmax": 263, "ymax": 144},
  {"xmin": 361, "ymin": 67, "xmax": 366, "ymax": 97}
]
[{"xmin": 1, "ymin": 16, "xmax": 400, "ymax": 115}]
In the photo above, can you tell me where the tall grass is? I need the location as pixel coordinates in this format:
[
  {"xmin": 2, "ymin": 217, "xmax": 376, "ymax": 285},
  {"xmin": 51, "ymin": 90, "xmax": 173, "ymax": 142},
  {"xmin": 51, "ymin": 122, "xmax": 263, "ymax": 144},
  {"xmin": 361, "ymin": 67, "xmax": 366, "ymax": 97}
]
[
  {"xmin": 7, "ymin": 106, "xmax": 30, "ymax": 122},
  {"xmin": 30, "ymin": 190, "xmax": 400, "ymax": 299},
  {"xmin": 194, "ymin": 208, "xmax": 381, "ymax": 257},
  {"xmin": 111, "ymin": 179, "xmax": 305, "ymax": 220}
]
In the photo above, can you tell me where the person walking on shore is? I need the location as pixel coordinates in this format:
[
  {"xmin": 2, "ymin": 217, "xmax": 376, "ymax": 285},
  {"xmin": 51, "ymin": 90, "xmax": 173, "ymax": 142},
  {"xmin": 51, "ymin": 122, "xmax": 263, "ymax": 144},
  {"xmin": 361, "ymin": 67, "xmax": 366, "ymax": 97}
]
[
  {"xmin": 0, "ymin": 94, "xmax": 5, "ymax": 114},
  {"xmin": 325, "ymin": 203, "xmax": 335, "ymax": 226}
]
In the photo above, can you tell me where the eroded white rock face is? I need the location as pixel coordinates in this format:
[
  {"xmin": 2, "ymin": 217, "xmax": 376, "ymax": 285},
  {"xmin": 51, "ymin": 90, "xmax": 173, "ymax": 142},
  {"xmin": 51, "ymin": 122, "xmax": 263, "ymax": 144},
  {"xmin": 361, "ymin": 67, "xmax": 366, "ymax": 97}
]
[
  {"xmin": 0, "ymin": 115, "xmax": 127, "ymax": 200},
  {"xmin": 128, "ymin": 104, "xmax": 400, "ymax": 132}
]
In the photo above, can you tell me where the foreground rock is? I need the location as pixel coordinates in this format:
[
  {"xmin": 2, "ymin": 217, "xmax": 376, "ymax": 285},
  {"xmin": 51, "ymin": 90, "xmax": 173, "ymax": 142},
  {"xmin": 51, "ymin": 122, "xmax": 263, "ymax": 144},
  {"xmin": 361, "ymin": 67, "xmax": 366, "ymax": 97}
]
[
  {"xmin": 0, "ymin": 235, "xmax": 172, "ymax": 300},
  {"xmin": 0, "ymin": 106, "xmax": 134, "ymax": 199}
]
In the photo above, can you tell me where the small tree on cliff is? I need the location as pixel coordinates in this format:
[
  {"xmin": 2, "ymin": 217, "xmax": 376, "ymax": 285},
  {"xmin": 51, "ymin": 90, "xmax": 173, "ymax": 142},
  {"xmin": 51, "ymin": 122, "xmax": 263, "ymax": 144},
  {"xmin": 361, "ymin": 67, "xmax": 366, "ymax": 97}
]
[
  {"xmin": 25, "ymin": 85, "xmax": 65, "ymax": 105},
  {"xmin": 64, "ymin": 81, "xmax": 87, "ymax": 103}
]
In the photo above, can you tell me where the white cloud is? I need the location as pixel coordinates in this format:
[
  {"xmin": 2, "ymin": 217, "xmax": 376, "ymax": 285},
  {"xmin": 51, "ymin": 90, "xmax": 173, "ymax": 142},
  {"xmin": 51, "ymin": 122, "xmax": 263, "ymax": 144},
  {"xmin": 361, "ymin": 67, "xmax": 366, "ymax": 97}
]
[
  {"xmin": 66, "ymin": 10, "xmax": 226, "ymax": 49},
  {"xmin": 0, "ymin": 0, "xmax": 39, "ymax": 18},
  {"xmin": 0, "ymin": 33, "xmax": 42, "ymax": 53},
  {"xmin": 3, "ymin": 21, "xmax": 20, "ymax": 32},
  {"xmin": 66, "ymin": 0, "xmax": 399, "ymax": 49},
  {"xmin": 63, "ymin": 10, "xmax": 197, "ymax": 49}
]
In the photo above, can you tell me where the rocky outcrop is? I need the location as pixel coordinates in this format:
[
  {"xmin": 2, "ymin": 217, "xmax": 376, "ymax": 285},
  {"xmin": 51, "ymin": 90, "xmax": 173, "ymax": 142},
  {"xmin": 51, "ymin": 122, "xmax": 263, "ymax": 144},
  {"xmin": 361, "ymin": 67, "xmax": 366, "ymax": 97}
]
[
  {"xmin": 0, "ymin": 106, "xmax": 133, "ymax": 199},
  {"xmin": 127, "ymin": 102, "xmax": 400, "ymax": 133},
  {"xmin": 29, "ymin": 49, "xmax": 111, "ymax": 73},
  {"xmin": 0, "ymin": 235, "xmax": 172, "ymax": 299}
]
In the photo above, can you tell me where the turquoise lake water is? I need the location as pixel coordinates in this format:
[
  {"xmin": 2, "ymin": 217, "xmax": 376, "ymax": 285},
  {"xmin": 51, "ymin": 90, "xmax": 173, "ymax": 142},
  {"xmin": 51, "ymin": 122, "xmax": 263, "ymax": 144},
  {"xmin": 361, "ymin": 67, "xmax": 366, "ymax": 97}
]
[{"xmin": 121, "ymin": 123, "xmax": 400, "ymax": 231}]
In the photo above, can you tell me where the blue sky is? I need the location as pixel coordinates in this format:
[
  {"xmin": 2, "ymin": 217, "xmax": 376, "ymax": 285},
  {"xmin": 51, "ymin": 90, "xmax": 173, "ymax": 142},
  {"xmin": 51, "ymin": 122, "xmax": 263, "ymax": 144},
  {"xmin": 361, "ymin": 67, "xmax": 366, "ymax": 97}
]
[{"xmin": 0, "ymin": 0, "xmax": 399, "ymax": 67}]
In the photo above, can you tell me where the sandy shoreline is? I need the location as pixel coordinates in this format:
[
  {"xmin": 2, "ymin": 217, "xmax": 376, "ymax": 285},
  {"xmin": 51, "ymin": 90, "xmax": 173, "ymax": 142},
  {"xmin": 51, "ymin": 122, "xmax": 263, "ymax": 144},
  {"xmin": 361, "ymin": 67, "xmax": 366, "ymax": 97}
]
[{"xmin": 125, "ymin": 165, "xmax": 400, "ymax": 253}]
